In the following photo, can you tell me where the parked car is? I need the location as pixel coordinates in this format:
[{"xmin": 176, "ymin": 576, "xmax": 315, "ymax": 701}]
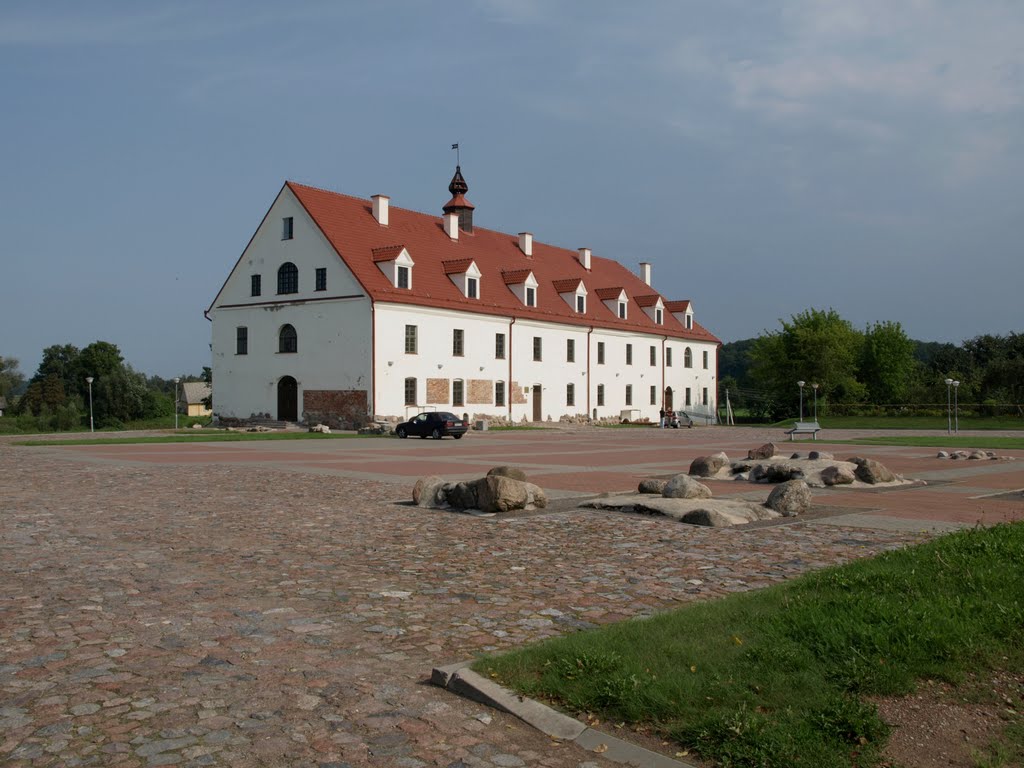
[
  {"xmin": 395, "ymin": 411, "xmax": 468, "ymax": 440},
  {"xmin": 670, "ymin": 410, "xmax": 694, "ymax": 428}
]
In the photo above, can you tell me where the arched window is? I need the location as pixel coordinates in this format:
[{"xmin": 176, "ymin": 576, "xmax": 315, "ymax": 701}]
[
  {"xmin": 277, "ymin": 262, "xmax": 298, "ymax": 294},
  {"xmin": 684, "ymin": 347, "xmax": 693, "ymax": 368},
  {"xmin": 279, "ymin": 324, "xmax": 297, "ymax": 353}
]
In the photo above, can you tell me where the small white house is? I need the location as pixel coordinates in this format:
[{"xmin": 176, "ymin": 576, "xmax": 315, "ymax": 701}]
[{"xmin": 206, "ymin": 168, "xmax": 720, "ymax": 427}]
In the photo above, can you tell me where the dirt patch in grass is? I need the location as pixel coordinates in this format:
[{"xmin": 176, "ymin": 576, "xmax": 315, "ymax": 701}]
[{"xmin": 874, "ymin": 671, "xmax": 1023, "ymax": 768}]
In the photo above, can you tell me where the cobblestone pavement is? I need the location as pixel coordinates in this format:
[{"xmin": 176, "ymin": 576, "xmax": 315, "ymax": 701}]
[{"xmin": 2, "ymin": 430, "xmax": 1020, "ymax": 767}]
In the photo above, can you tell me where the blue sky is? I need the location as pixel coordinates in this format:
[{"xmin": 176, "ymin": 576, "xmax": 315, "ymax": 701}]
[{"xmin": 2, "ymin": 1, "xmax": 1021, "ymax": 378}]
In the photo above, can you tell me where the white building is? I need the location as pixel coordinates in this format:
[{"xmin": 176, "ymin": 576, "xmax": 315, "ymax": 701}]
[{"xmin": 206, "ymin": 168, "xmax": 720, "ymax": 427}]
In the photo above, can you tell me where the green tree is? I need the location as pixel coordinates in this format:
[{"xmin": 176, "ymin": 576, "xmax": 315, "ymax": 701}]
[
  {"xmin": 860, "ymin": 321, "xmax": 917, "ymax": 403},
  {"xmin": 0, "ymin": 356, "xmax": 25, "ymax": 402},
  {"xmin": 749, "ymin": 308, "xmax": 865, "ymax": 417}
]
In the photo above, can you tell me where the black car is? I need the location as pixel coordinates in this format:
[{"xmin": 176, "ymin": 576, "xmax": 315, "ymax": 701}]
[{"xmin": 395, "ymin": 411, "xmax": 468, "ymax": 440}]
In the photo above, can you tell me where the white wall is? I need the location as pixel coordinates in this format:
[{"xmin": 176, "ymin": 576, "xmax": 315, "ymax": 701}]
[{"xmin": 210, "ymin": 187, "xmax": 372, "ymax": 420}]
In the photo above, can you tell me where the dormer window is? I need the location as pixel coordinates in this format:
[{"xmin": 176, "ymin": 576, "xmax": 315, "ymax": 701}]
[
  {"xmin": 576, "ymin": 295, "xmax": 585, "ymax": 313},
  {"xmin": 444, "ymin": 259, "xmax": 481, "ymax": 300},
  {"xmin": 526, "ymin": 287, "xmax": 536, "ymax": 307},
  {"xmin": 373, "ymin": 245, "xmax": 414, "ymax": 290},
  {"xmin": 503, "ymin": 269, "xmax": 538, "ymax": 308},
  {"xmin": 617, "ymin": 301, "xmax": 627, "ymax": 319},
  {"xmin": 686, "ymin": 314, "xmax": 693, "ymax": 329},
  {"xmin": 656, "ymin": 308, "xmax": 663, "ymax": 325},
  {"xmin": 554, "ymin": 278, "xmax": 587, "ymax": 313},
  {"xmin": 596, "ymin": 287, "xmax": 628, "ymax": 319}
]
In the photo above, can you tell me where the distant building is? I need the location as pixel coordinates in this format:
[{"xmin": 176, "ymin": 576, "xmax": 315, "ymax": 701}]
[
  {"xmin": 0, "ymin": 396, "xmax": 6, "ymax": 417},
  {"xmin": 178, "ymin": 382, "xmax": 212, "ymax": 418},
  {"xmin": 206, "ymin": 168, "xmax": 720, "ymax": 427}
]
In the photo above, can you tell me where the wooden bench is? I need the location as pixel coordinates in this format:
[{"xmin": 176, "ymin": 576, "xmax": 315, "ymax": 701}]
[{"xmin": 786, "ymin": 421, "xmax": 821, "ymax": 441}]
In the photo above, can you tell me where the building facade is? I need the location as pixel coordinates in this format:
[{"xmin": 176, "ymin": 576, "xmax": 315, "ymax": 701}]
[{"xmin": 206, "ymin": 170, "xmax": 720, "ymax": 427}]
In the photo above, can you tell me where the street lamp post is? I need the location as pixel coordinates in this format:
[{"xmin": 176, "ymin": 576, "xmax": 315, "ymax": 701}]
[
  {"xmin": 953, "ymin": 380, "xmax": 960, "ymax": 434},
  {"xmin": 945, "ymin": 378, "xmax": 953, "ymax": 435},
  {"xmin": 173, "ymin": 377, "xmax": 180, "ymax": 430},
  {"xmin": 812, "ymin": 383, "xmax": 819, "ymax": 422},
  {"xmin": 797, "ymin": 381, "xmax": 805, "ymax": 421},
  {"xmin": 85, "ymin": 377, "xmax": 94, "ymax": 433}
]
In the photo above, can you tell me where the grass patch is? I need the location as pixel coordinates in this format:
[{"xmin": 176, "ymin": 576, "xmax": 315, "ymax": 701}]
[
  {"xmin": 476, "ymin": 524, "xmax": 1024, "ymax": 768},
  {"xmin": 488, "ymin": 426, "xmax": 552, "ymax": 431},
  {"xmin": 768, "ymin": 415, "xmax": 1024, "ymax": 431},
  {"xmin": 841, "ymin": 435, "xmax": 1024, "ymax": 450},
  {"xmin": 17, "ymin": 432, "xmax": 381, "ymax": 446}
]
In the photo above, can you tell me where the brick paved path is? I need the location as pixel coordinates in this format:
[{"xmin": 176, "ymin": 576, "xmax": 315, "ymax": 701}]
[{"xmin": 2, "ymin": 428, "xmax": 1021, "ymax": 766}]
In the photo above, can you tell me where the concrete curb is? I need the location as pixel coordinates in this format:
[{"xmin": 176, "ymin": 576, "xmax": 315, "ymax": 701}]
[{"xmin": 432, "ymin": 663, "xmax": 694, "ymax": 768}]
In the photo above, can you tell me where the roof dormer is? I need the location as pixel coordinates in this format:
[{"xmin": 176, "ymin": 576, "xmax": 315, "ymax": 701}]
[
  {"xmin": 444, "ymin": 258, "xmax": 482, "ymax": 300},
  {"xmin": 553, "ymin": 278, "xmax": 587, "ymax": 313},
  {"xmin": 596, "ymin": 287, "xmax": 628, "ymax": 319},
  {"xmin": 503, "ymin": 269, "xmax": 538, "ymax": 308},
  {"xmin": 666, "ymin": 300, "xmax": 694, "ymax": 329},
  {"xmin": 373, "ymin": 245, "xmax": 414, "ymax": 290},
  {"xmin": 635, "ymin": 294, "xmax": 665, "ymax": 325}
]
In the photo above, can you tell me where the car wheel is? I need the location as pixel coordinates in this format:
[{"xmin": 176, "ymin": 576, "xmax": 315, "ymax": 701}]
[
  {"xmin": 432, "ymin": 428, "xmax": 442, "ymax": 440},
  {"xmin": 396, "ymin": 426, "xmax": 407, "ymax": 439},
  {"xmin": 453, "ymin": 433, "xmax": 463, "ymax": 440}
]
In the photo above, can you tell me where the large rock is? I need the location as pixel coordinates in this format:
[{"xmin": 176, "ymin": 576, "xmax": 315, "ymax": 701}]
[
  {"xmin": 854, "ymin": 458, "xmax": 896, "ymax": 484},
  {"xmin": 808, "ymin": 450, "xmax": 833, "ymax": 461},
  {"xmin": 730, "ymin": 461, "xmax": 754, "ymax": 474},
  {"xmin": 445, "ymin": 480, "xmax": 480, "ymax": 510},
  {"xmin": 487, "ymin": 466, "xmax": 529, "ymax": 482},
  {"xmin": 662, "ymin": 474, "xmax": 713, "ymax": 500},
  {"xmin": 822, "ymin": 465, "xmax": 855, "ymax": 486},
  {"xmin": 475, "ymin": 475, "xmax": 547, "ymax": 513},
  {"xmin": 689, "ymin": 452, "xmax": 729, "ymax": 477},
  {"xmin": 748, "ymin": 443, "xmax": 776, "ymax": 460},
  {"xmin": 413, "ymin": 475, "xmax": 448, "ymax": 507},
  {"xmin": 752, "ymin": 463, "xmax": 804, "ymax": 483},
  {"xmin": 638, "ymin": 478, "xmax": 668, "ymax": 495},
  {"xmin": 680, "ymin": 507, "xmax": 753, "ymax": 527},
  {"xmin": 765, "ymin": 480, "xmax": 812, "ymax": 516}
]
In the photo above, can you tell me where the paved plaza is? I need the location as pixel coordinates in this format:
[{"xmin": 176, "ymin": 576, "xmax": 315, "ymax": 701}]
[{"xmin": 2, "ymin": 427, "xmax": 1022, "ymax": 767}]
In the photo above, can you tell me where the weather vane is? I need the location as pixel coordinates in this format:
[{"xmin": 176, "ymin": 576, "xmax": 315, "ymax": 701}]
[{"xmin": 451, "ymin": 142, "xmax": 460, "ymax": 165}]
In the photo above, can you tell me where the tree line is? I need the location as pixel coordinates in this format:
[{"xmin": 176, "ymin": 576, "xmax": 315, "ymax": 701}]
[
  {"xmin": 0, "ymin": 342, "xmax": 208, "ymax": 431},
  {"xmin": 719, "ymin": 309, "xmax": 1023, "ymax": 421}
]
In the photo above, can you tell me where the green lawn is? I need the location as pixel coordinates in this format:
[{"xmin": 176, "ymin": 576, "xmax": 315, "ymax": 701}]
[
  {"xmin": 842, "ymin": 435, "xmax": 1024, "ymax": 450},
  {"xmin": 16, "ymin": 431, "xmax": 383, "ymax": 446},
  {"xmin": 769, "ymin": 415, "xmax": 1024, "ymax": 431},
  {"xmin": 475, "ymin": 524, "xmax": 1024, "ymax": 768}
]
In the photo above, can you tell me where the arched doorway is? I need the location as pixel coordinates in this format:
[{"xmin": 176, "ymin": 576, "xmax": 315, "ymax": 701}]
[
  {"xmin": 278, "ymin": 376, "xmax": 298, "ymax": 421},
  {"xmin": 664, "ymin": 386, "xmax": 674, "ymax": 411}
]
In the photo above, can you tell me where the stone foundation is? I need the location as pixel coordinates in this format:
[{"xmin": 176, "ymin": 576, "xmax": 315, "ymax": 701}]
[{"xmin": 303, "ymin": 389, "xmax": 368, "ymax": 430}]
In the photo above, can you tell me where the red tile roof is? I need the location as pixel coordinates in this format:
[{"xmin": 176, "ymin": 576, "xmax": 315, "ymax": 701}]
[
  {"xmin": 594, "ymin": 287, "xmax": 625, "ymax": 301},
  {"xmin": 501, "ymin": 269, "xmax": 534, "ymax": 285},
  {"xmin": 552, "ymin": 278, "xmax": 583, "ymax": 293},
  {"xmin": 442, "ymin": 258, "xmax": 475, "ymax": 275},
  {"xmin": 665, "ymin": 300, "xmax": 692, "ymax": 313},
  {"xmin": 634, "ymin": 294, "xmax": 661, "ymax": 308},
  {"xmin": 371, "ymin": 245, "xmax": 406, "ymax": 262},
  {"xmin": 282, "ymin": 181, "xmax": 720, "ymax": 343}
]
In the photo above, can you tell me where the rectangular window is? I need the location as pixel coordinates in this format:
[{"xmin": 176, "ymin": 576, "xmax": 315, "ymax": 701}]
[
  {"xmin": 650, "ymin": 385, "xmax": 657, "ymax": 405},
  {"xmin": 495, "ymin": 333, "xmax": 506, "ymax": 359},
  {"xmin": 526, "ymin": 286, "xmax": 536, "ymax": 307},
  {"xmin": 686, "ymin": 315, "xmax": 693, "ymax": 329},
  {"xmin": 703, "ymin": 350, "xmax": 709, "ymax": 369},
  {"xmin": 404, "ymin": 378, "xmax": 416, "ymax": 406},
  {"xmin": 453, "ymin": 329, "xmax": 464, "ymax": 357},
  {"xmin": 404, "ymin": 324, "xmax": 417, "ymax": 354},
  {"xmin": 397, "ymin": 265, "xmax": 410, "ymax": 289},
  {"xmin": 566, "ymin": 338, "xmax": 575, "ymax": 363},
  {"xmin": 576, "ymin": 294, "xmax": 585, "ymax": 313},
  {"xmin": 597, "ymin": 384, "xmax": 605, "ymax": 406},
  {"xmin": 495, "ymin": 381, "xmax": 506, "ymax": 407},
  {"xmin": 566, "ymin": 383, "xmax": 575, "ymax": 407},
  {"xmin": 467, "ymin": 277, "xmax": 478, "ymax": 299},
  {"xmin": 251, "ymin": 275, "xmax": 261, "ymax": 297},
  {"xmin": 650, "ymin": 345, "xmax": 657, "ymax": 366},
  {"xmin": 626, "ymin": 344, "xmax": 633, "ymax": 365},
  {"xmin": 656, "ymin": 308, "xmax": 663, "ymax": 325},
  {"xmin": 236, "ymin": 326, "xmax": 248, "ymax": 355},
  {"xmin": 597, "ymin": 341, "xmax": 605, "ymax": 365},
  {"xmin": 625, "ymin": 384, "xmax": 633, "ymax": 406},
  {"xmin": 703, "ymin": 387, "xmax": 709, "ymax": 406},
  {"xmin": 453, "ymin": 380, "xmax": 465, "ymax": 407},
  {"xmin": 533, "ymin": 336, "xmax": 542, "ymax": 361},
  {"xmin": 686, "ymin": 387, "xmax": 692, "ymax": 407},
  {"xmin": 618, "ymin": 301, "xmax": 627, "ymax": 319},
  {"xmin": 666, "ymin": 347, "xmax": 673, "ymax": 367},
  {"xmin": 282, "ymin": 216, "xmax": 293, "ymax": 240},
  {"xmin": 315, "ymin": 267, "xmax": 326, "ymax": 291}
]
